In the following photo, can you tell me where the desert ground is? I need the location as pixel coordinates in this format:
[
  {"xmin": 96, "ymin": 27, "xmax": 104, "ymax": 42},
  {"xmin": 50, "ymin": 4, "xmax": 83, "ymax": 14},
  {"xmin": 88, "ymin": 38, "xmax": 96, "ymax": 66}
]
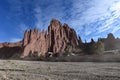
[{"xmin": 0, "ymin": 60, "xmax": 119, "ymax": 80}]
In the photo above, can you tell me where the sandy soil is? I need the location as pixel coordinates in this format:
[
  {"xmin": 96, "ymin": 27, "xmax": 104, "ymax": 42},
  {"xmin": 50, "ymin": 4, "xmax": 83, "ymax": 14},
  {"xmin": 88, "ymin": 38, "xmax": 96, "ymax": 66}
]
[{"xmin": 0, "ymin": 60, "xmax": 119, "ymax": 80}]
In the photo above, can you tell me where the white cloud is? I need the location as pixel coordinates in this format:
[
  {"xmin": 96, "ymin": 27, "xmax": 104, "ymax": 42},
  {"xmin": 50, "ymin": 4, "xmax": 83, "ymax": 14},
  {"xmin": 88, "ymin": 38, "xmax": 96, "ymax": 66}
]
[
  {"xmin": 97, "ymin": 0, "xmax": 120, "ymax": 33},
  {"xmin": 97, "ymin": 18, "xmax": 114, "ymax": 33},
  {"xmin": 112, "ymin": 26, "xmax": 120, "ymax": 33},
  {"xmin": 17, "ymin": 23, "xmax": 28, "ymax": 34},
  {"xmin": 6, "ymin": 0, "xmax": 120, "ymax": 41},
  {"xmin": 85, "ymin": 31, "xmax": 92, "ymax": 36},
  {"xmin": 10, "ymin": 38, "xmax": 22, "ymax": 42},
  {"xmin": 34, "ymin": 7, "xmax": 44, "ymax": 30},
  {"xmin": 69, "ymin": 0, "xmax": 120, "ymax": 40},
  {"xmin": 70, "ymin": 0, "xmax": 112, "ymax": 26},
  {"xmin": 34, "ymin": 0, "xmax": 66, "ymax": 30}
]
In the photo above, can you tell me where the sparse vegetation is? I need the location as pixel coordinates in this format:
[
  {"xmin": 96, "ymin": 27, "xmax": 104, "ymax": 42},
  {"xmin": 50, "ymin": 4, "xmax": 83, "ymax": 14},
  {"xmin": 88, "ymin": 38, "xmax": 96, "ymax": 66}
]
[
  {"xmin": 62, "ymin": 43, "xmax": 82, "ymax": 57},
  {"xmin": 0, "ymin": 60, "xmax": 119, "ymax": 80},
  {"xmin": 91, "ymin": 40, "xmax": 104, "ymax": 55},
  {"xmin": 82, "ymin": 39, "xmax": 105, "ymax": 55}
]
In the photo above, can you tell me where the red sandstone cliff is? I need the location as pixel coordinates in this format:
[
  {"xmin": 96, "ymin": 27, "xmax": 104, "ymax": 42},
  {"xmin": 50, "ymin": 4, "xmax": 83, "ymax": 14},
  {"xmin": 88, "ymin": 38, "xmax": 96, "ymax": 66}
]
[
  {"xmin": 22, "ymin": 19, "xmax": 79, "ymax": 56},
  {"xmin": 0, "ymin": 19, "xmax": 80, "ymax": 58}
]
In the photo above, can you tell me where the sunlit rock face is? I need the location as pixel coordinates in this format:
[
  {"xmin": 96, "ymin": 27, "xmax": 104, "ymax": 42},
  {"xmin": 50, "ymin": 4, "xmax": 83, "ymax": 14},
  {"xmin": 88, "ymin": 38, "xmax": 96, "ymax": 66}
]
[
  {"xmin": 22, "ymin": 19, "xmax": 80, "ymax": 56},
  {"xmin": 22, "ymin": 28, "xmax": 49, "ymax": 56},
  {"xmin": 48, "ymin": 19, "xmax": 79, "ymax": 53}
]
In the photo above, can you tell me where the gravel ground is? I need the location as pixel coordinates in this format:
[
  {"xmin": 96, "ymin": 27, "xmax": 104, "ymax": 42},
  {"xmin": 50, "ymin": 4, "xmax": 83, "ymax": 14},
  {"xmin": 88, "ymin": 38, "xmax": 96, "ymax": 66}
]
[{"xmin": 0, "ymin": 60, "xmax": 119, "ymax": 80}]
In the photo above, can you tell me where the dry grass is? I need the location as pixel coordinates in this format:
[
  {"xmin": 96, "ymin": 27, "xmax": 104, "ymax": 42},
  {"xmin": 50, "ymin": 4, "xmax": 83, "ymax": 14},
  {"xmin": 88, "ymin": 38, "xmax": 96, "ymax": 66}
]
[{"xmin": 0, "ymin": 60, "xmax": 119, "ymax": 80}]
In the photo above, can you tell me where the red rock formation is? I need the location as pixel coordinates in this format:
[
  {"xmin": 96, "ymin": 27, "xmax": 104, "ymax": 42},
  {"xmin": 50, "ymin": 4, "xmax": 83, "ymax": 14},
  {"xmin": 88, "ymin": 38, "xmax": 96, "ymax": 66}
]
[
  {"xmin": 22, "ymin": 19, "xmax": 79, "ymax": 56},
  {"xmin": 22, "ymin": 29, "xmax": 49, "ymax": 56},
  {"xmin": 48, "ymin": 19, "xmax": 79, "ymax": 53},
  {"xmin": 0, "ymin": 19, "xmax": 80, "ymax": 58}
]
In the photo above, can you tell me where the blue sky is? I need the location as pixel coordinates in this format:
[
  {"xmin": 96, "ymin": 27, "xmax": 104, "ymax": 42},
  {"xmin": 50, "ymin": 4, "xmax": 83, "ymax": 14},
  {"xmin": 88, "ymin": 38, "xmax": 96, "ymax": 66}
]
[{"xmin": 0, "ymin": 0, "xmax": 120, "ymax": 42}]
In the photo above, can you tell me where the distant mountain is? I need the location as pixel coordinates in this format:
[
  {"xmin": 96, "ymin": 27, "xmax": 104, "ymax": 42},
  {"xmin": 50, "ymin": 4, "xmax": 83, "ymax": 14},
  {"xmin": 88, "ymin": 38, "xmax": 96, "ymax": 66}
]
[{"xmin": 99, "ymin": 33, "xmax": 120, "ymax": 50}]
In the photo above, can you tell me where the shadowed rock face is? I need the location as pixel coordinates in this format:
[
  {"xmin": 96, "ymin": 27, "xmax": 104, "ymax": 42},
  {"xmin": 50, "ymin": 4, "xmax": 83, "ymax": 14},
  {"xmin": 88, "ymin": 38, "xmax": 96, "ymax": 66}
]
[
  {"xmin": 0, "ymin": 42, "xmax": 23, "ymax": 59},
  {"xmin": 22, "ymin": 19, "xmax": 79, "ymax": 56}
]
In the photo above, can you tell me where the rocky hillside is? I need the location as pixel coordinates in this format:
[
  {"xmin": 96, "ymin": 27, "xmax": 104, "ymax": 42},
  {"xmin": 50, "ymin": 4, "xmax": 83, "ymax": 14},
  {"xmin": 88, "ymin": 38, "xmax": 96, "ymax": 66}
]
[{"xmin": 99, "ymin": 33, "xmax": 120, "ymax": 50}]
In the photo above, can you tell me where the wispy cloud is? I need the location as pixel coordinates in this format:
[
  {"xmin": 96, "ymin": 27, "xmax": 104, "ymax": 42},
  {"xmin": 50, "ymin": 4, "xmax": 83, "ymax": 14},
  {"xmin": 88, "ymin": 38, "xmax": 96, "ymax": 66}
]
[
  {"xmin": 68, "ymin": 0, "xmax": 120, "ymax": 40},
  {"xmin": 18, "ymin": 23, "xmax": 28, "ymax": 34},
  {"xmin": 10, "ymin": 38, "xmax": 21, "ymax": 42},
  {"xmin": 34, "ymin": 0, "xmax": 69, "ymax": 30},
  {"xmin": 112, "ymin": 26, "xmax": 120, "ymax": 33},
  {"xmin": 5, "ymin": 0, "xmax": 120, "ymax": 42},
  {"xmin": 34, "ymin": 7, "xmax": 43, "ymax": 30}
]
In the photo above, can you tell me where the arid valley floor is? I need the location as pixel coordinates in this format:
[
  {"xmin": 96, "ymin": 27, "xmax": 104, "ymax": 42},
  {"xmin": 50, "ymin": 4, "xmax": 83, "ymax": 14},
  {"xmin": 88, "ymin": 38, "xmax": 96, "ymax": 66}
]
[{"xmin": 0, "ymin": 60, "xmax": 119, "ymax": 80}]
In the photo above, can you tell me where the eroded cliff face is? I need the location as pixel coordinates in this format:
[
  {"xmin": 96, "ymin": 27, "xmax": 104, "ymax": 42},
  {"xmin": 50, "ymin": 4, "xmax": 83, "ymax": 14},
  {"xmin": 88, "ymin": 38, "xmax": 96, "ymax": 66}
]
[
  {"xmin": 22, "ymin": 19, "xmax": 79, "ymax": 56},
  {"xmin": 22, "ymin": 29, "xmax": 49, "ymax": 56},
  {"xmin": 48, "ymin": 19, "xmax": 79, "ymax": 53},
  {"xmin": 0, "ymin": 19, "xmax": 81, "ymax": 58}
]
